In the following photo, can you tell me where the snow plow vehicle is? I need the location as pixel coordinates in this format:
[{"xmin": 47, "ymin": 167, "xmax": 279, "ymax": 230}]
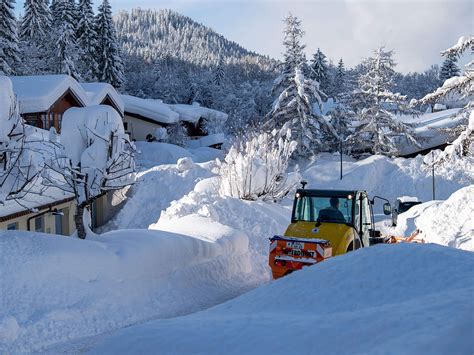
[{"xmin": 269, "ymin": 186, "xmax": 393, "ymax": 279}]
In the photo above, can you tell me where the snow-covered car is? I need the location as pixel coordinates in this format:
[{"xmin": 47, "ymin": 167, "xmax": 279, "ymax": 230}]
[{"xmin": 392, "ymin": 197, "xmax": 422, "ymax": 226}]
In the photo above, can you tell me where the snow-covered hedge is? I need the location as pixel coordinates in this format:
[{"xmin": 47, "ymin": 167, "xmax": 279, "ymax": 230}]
[{"xmin": 218, "ymin": 128, "xmax": 298, "ymax": 201}]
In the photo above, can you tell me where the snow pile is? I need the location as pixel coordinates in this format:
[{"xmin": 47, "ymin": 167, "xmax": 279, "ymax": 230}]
[
  {"xmin": 387, "ymin": 186, "xmax": 473, "ymax": 251},
  {"xmin": 89, "ymin": 243, "xmax": 474, "ymax": 355},
  {"xmin": 0, "ymin": 227, "xmax": 251, "ymax": 353},
  {"xmin": 151, "ymin": 183, "xmax": 291, "ymax": 280},
  {"xmin": 135, "ymin": 141, "xmax": 224, "ymax": 167}
]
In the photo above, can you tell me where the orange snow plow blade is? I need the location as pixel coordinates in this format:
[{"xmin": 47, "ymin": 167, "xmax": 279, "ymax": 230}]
[
  {"xmin": 269, "ymin": 236, "xmax": 333, "ymax": 279},
  {"xmin": 386, "ymin": 230, "xmax": 425, "ymax": 244}
]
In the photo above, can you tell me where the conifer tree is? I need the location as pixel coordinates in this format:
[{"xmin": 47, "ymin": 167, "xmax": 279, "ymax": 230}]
[
  {"xmin": 268, "ymin": 14, "xmax": 336, "ymax": 156},
  {"xmin": 49, "ymin": 0, "xmax": 81, "ymax": 79},
  {"xmin": 439, "ymin": 53, "xmax": 460, "ymax": 83},
  {"xmin": 310, "ymin": 48, "xmax": 329, "ymax": 93},
  {"xmin": 333, "ymin": 58, "xmax": 345, "ymax": 98},
  {"xmin": 19, "ymin": 0, "xmax": 51, "ymax": 74},
  {"xmin": 214, "ymin": 59, "xmax": 225, "ymax": 86},
  {"xmin": 0, "ymin": 0, "xmax": 20, "ymax": 75},
  {"xmin": 96, "ymin": 0, "xmax": 125, "ymax": 88},
  {"xmin": 348, "ymin": 47, "xmax": 418, "ymax": 156},
  {"xmin": 76, "ymin": 0, "xmax": 98, "ymax": 80}
]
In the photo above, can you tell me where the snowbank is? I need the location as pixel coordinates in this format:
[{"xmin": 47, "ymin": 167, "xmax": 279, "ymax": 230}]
[
  {"xmin": 89, "ymin": 243, "xmax": 474, "ymax": 355},
  {"xmin": 390, "ymin": 186, "xmax": 473, "ymax": 251},
  {"xmin": 135, "ymin": 141, "xmax": 223, "ymax": 166},
  {"xmin": 0, "ymin": 226, "xmax": 250, "ymax": 353}
]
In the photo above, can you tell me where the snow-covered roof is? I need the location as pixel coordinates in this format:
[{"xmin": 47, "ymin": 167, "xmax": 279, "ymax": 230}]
[
  {"xmin": 80, "ymin": 83, "xmax": 125, "ymax": 114},
  {"xmin": 186, "ymin": 133, "xmax": 225, "ymax": 148},
  {"xmin": 9, "ymin": 75, "xmax": 89, "ymax": 114},
  {"xmin": 122, "ymin": 95, "xmax": 179, "ymax": 124},
  {"xmin": 169, "ymin": 103, "xmax": 228, "ymax": 123},
  {"xmin": 397, "ymin": 196, "xmax": 420, "ymax": 203}
]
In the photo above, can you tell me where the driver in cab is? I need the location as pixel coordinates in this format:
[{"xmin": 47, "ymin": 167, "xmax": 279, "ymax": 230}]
[{"xmin": 318, "ymin": 197, "xmax": 346, "ymax": 222}]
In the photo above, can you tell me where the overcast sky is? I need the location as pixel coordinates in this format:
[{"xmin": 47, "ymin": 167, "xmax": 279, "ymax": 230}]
[{"xmin": 15, "ymin": 0, "xmax": 473, "ymax": 73}]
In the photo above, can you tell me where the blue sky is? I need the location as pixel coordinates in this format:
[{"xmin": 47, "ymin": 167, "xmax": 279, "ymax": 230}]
[{"xmin": 14, "ymin": 0, "xmax": 473, "ymax": 73}]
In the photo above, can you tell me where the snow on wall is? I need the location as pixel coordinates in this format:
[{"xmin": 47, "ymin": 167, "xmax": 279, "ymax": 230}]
[
  {"xmin": 80, "ymin": 83, "xmax": 124, "ymax": 114},
  {"xmin": 121, "ymin": 95, "xmax": 179, "ymax": 124},
  {"xmin": 9, "ymin": 75, "xmax": 89, "ymax": 113}
]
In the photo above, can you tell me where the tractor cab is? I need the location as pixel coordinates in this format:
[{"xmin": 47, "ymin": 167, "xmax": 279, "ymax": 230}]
[{"xmin": 285, "ymin": 189, "xmax": 376, "ymax": 255}]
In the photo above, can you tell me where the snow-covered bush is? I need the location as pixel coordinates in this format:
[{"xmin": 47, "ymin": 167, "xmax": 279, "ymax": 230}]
[
  {"xmin": 43, "ymin": 105, "xmax": 135, "ymax": 239},
  {"xmin": 0, "ymin": 76, "xmax": 38, "ymax": 203},
  {"xmin": 167, "ymin": 123, "xmax": 188, "ymax": 147},
  {"xmin": 218, "ymin": 127, "xmax": 298, "ymax": 201}
]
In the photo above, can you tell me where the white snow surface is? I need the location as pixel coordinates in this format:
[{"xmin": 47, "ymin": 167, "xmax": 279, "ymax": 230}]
[
  {"xmin": 2, "ymin": 141, "xmax": 473, "ymax": 353},
  {"xmin": 397, "ymin": 195, "xmax": 420, "ymax": 203},
  {"xmin": 9, "ymin": 75, "xmax": 89, "ymax": 113},
  {"xmin": 80, "ymin": 82, "xmax": 124, "ymax": 114},
  {"xmin": 121, "ymin": 95, "xmax": 180, "ymax": 124},
  {"xmin": 89, "ymin": 243, "xmax": 474, "ymax": 355}
]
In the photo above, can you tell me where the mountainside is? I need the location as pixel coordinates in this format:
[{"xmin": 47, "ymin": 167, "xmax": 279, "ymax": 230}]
[{"xmin": 114, "ymin": 9, "xmax": 275, "ymax": 70}]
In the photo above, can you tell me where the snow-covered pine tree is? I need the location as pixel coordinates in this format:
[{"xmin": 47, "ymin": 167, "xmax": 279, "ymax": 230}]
[
  {"xmin": 439, "ymin": 53, "xmax": 460, "ymax": 83},
  {"xmin": 76, "ymin": 0, "xmax": 98, "ymax": 80},
  {"xmin": 268, "ymin": 14, "xmax": 336, "ymax": 156},
  {"xmin": 19, "ymin": 0, "xmax": 51, "ymax": 74},
  {"xmin": 95, "ymin": 0, "xmax": 125, "ymax": 88},
  {"xmin": 280, "ymin": 13, "xmax": 306, "ymax": 75},
  {"xmin": 0, "ymin": 0, "xmax": 20, "ymax": 75},
  {"xmin": 333, "ymin": 58, "xmax": 346, "ymax": 98},
  {"xmin": 214, "ymin": 59, "xmax": 225, "ymax": 86},
  {"xmin": 348, "ymin": 47, "xmax": 418, "ymax": 156},
  {"xmin": 310, "ymin": 48, "xmax": 330, "ymax": 93},
  {"xmin": 49, "ymin": 0, "xmax": 81, "ymax": 79},
  {"xmin": 419, "ymin": 35, "xmax": 473, "ymax": 163}
]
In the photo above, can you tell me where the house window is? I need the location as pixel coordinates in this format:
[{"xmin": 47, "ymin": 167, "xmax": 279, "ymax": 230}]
[
  {"xmin": 55, "ymin": 211, "xmax": 63, "ymax": 235},
  {"xmin": 7, "ymin": 222, "xmax": 18, "ymax": 230},
  {"xmin": 123, "ymin": 122, "xmax": 128, "ymax": 130},
  {"xmin": 35, "ymin": 216, "xmax": 44, "ymax": 232}
]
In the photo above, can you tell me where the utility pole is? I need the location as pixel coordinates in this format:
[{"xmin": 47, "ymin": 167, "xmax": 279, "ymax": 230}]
[
  {"xmin": 432, "ymin": 150, "xmax": 435, "ymax": 200},
  {"xmin": 340, "ymin": 139, "xmax": 343, "ymax": 180}
]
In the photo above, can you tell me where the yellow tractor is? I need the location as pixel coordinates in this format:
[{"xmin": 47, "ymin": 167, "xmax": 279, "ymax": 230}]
[{"xmin": 269, "ymin": 184, "xmax": 392, "ymax": 279}]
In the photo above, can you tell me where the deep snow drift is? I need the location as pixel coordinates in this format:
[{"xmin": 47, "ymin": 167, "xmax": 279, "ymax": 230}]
[
  {"xmin": 89, "ymin": 243, "xmax": 474, "ymax": 355},
  {"xmin": 388, "ymin": 185, "xmax": 473, "ymax": 251},
  {"xmin": 0, "ymin": 226, "xmax": 254, "ymax": 353}
]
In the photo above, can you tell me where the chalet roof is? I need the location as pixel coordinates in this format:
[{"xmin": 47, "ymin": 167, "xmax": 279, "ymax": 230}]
[
  {"xmin": 121, "ymin": 95, "xmax": 180, "ymax": 124},
  {"xmin": 80, "ymin": 82, "xmax": 125, "ymax": 115},
  {"xmin": 10, "ymin": 75, "xmax": 89, "ymax": 114}
]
